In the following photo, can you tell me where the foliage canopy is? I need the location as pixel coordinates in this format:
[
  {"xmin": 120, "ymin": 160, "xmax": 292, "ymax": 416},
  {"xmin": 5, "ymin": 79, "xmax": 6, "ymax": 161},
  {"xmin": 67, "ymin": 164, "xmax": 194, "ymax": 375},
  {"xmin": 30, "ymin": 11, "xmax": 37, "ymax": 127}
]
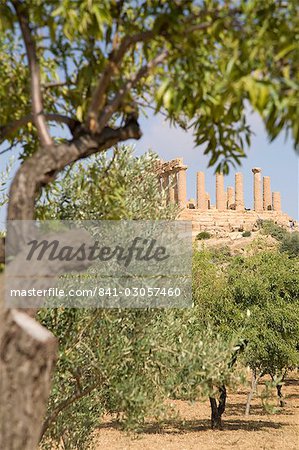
[
  {"xmin": 193, "ymin": 249, "xmax": 299, "ymax": 378},
  {"xmin": 1, "ymin": 0, "xmax": 299, "ymax": 171}
]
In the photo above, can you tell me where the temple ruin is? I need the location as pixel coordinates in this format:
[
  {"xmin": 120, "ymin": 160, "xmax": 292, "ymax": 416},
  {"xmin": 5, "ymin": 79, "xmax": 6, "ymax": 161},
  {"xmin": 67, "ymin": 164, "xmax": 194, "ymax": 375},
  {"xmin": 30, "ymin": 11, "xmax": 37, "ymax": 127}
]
[{"xmin": 156, "ymin": 158, "xmax": 292, "ymax": 234}]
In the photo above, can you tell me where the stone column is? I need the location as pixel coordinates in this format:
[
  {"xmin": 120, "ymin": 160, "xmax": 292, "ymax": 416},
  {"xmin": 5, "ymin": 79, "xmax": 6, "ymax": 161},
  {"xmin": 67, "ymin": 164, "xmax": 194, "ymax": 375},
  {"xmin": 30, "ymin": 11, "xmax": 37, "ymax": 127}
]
[
  {"xmin": 161, "ymin": 173, "xmax": 168, "ymax": 190},
  {"xmin": 227, "ymin": 186, "xmax": 235, "ymax": 209},
  {"xmin": 168, "ymin": 173, "xmax": 176, "ymax": 204},
  {"xmin": 252, "ymin": 167, "xmax": 263, "ymax": 211},
  {"xmin": 196, "ymin": 171, "xmax": 206, "ymax": 210},
  {"xmin": 272, "ymin": 192, "xmax": 281, "ymax": 211},
  {"xmin": 263, "ymin": 176, "xmax": 272, "ymax": 210},
  {"xmin": 174, "ymin": 172, "xmax": 179, "ymax": 204},
  {"xmin": 235, "ymin": 173, "xmax": 244, "ymax": 211},
  {"xmin": 177, "ymin": 166, "xmax": 187, "ymax": 208},
  {"xmin": 216, "ymin": 172, "xmax": 225, "ymax": 211},
  {"xmin": 158, "ymin": 176, "xmax": 162, "ymax": 194},
  {"xmin": 156, "ymin": 160, "xmax": 163, "ymax": 193},
  {"xmin": 161, "ymin": 173, "xmax": 169, "ymax": 204},
  {"xmin": 205, "ymin": 193, "xmax": 210, "ymax": 209}
]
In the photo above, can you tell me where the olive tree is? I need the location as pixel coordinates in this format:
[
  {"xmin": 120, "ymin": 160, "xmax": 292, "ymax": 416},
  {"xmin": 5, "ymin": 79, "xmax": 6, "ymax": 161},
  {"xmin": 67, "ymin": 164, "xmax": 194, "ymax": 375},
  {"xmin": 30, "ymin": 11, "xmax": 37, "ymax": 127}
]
[
  {"xmin": 37, "ymin": 149, "xmax": 238, "ymax": 448},
  {"xmin": 193, "ymin": 249, "xmax": 299, "ymax": 416}
]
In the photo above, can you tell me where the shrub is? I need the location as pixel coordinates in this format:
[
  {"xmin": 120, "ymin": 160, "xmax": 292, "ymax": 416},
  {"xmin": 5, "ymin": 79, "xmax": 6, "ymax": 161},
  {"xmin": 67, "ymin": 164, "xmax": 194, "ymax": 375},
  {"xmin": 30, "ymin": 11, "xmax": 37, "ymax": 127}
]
[
  {"xmin": 196, "ymin": 231, "xmax": 212, "ymax": 240},
  {"xmin": 36, "ymin": 146, "xmax": 178, "ymax": 221},
  {"xmin": 280, "ymin": 232, "xmax": 299, "ymax": 258},
  {"xmin": 242, "ymin": 231, "xmax": 251, "ymax": 237},
  {"xmin": 261, "ymin": 220, "xmax": 287, "ymax": 241},
  {"xmin": 210, "ymin": 246, "xmax": 232, "ymax": 263}
]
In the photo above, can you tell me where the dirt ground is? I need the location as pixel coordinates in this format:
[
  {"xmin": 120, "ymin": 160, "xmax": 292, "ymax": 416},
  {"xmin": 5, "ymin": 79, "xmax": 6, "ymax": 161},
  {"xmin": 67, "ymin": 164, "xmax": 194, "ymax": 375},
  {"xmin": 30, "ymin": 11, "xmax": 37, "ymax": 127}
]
[{"xmin": 93, "ymin": 374, "xmax": 298, "ymax": 450}]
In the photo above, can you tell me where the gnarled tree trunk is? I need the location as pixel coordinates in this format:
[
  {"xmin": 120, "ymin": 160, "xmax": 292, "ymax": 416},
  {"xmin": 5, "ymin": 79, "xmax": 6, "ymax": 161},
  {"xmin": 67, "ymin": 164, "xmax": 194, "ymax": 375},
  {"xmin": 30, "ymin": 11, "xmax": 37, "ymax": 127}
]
[
  {"xmin": 209, "ymin": 385, "xmax": 227, "ymax": 429},
  {"xmin": 277, "ymin": 383, "xmax": 286, "ymax": 407},
  {"xmin": 0, "ymin": 291, "xmax": 57, "ymax": 450}
]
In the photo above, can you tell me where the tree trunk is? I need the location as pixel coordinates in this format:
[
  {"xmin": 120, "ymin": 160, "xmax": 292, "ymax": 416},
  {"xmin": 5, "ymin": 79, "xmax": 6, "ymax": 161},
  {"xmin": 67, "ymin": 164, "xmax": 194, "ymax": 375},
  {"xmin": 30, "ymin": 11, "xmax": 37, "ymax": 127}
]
[
  {"xmin": 245, "ymin": 369, "xmax": 261, "ymax": 417},
  {"xmin": 277, "ymin": 384, "xmax": 285, "ymax": 407},
  {"xmin": 0, "ymin": 280, "xmax": 57, "ymax": 450},
  {"xmin": 209, "ymin": 385, "xmax": 227, "ymax": 429}
]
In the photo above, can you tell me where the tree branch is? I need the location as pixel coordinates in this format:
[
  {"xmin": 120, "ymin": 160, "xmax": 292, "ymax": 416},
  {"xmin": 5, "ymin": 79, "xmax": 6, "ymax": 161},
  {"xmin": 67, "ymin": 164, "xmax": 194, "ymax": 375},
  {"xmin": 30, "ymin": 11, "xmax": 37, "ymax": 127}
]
[
  {"xmin": 86, "ymin": 8, "xmax": 231, "ymax": 131},
  {"xmin": 87, "ymin": 29, "xmax": 155, "ymax": 130},
  {"xmin": 7, "ymin": 119, "xmax": 142, "ymax": 250},
  {"xmin": 0, "ymin": 114, "xmax": 79, "ymax": 144},
  {"xmin": 187, "ymin": 21, "xmax": 212, "ymax": 33},
  {"xmin": 0, "ymin": 144, "xmax": 14, "ymax": 157},
  {"xmin": 12, "ymin": 1, "xmax": 53, "ymax": 147},
  {"xmin": 40, "ymin": 383, "xmax": 98, "ymax": 441},
  {"xmin": 95, "ymin": 49, "xmax": 169, "ymax": 133},
  {"xmin": 42, "ymin": 81, "xmax": 70, "ymax": 89}
]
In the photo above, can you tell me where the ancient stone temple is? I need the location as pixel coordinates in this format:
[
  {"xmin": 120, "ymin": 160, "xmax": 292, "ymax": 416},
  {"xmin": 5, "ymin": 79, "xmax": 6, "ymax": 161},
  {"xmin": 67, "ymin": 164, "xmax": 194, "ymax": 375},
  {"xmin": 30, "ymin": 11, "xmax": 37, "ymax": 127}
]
[
  {"xmin": 156, "ymin": 157, "xmax": 293, "ymax": 234},
  {"xmin": 155, "ymin": 158, "xmax": 188, "ymax": 207}
]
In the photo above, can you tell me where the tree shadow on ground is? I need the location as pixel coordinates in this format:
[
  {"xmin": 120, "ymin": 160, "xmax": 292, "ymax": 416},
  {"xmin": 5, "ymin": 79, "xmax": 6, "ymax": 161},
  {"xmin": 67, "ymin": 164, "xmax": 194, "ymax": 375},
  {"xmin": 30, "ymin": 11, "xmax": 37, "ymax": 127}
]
[
  {"xmin": 227, "ymin": 402, "xmax": 266, "ymax": 416},
  {"xmin": 226, "ymin": 402, "xmax": 295, "ymax": 417},
  {"xmin": 284, "ymin": 378, "xmax": 299, "ymax": 386},
  {"xmin": 286, "ymin": 393, "xmax": 299, "ymax": 400},
  {"xmin": 98, "ymin": 417, "xmax": 287, "ymax": 435}
]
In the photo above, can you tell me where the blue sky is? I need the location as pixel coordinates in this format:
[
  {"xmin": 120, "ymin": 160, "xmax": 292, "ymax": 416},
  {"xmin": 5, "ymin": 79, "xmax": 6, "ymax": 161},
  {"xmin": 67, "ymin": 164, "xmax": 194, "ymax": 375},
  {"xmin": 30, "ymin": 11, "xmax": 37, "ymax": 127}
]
[
  {"xmin": 133, "ymin": 111, "xmax": 298, "ymax": 219},
  {"xmin": 0, "ymin": 110, "xmax": 298, "ymax": 229}
]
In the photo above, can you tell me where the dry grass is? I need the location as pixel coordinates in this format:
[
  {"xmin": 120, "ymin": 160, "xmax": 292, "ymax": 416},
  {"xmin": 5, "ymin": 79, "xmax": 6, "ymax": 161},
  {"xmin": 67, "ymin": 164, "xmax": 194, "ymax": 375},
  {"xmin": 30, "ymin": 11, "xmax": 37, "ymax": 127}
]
[{"xmin": 93, "ymin": 373, "xmax": 299, "ymax": 450}]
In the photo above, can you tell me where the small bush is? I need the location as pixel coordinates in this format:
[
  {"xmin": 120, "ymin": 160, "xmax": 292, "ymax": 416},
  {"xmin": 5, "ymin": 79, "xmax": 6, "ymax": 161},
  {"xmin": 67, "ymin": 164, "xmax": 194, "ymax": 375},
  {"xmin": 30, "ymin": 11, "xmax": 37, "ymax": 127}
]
[
  {"xmin": 261, "ymin": 220, "xmax": 287, "ymax": 241},
  {"xmin": 242, "ymin": 231, "xmax": 251, "ymax": 237},
  {"xmin": 196, "ymin": 231, "xmax": 212, "ymax": 240},
  {"xmin": 280, "ymin": 232, "xmax": 299, "ymax": 258},
  {"xmin": 210, "ymin": 246, "xmax": 232, "ymax": 263}
]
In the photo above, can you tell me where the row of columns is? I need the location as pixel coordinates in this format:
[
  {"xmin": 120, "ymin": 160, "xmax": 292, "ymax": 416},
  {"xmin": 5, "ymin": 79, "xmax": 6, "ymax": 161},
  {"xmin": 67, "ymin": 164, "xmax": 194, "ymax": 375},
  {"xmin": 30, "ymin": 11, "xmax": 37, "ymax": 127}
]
[
  {"xmin": 252, "ymin": 167, "xmax": 281, "ymax": 212},
  {"xmin": 159, "ymin": 159, "xmax": 282, "ymax": 212},
  {"xmin": 196, "ymin": 168, "xmax": 281, "ymax": 212},
  {"xmin": 161, "ymin": 165, "xmax": 187, "ymax": 208},
  {"xmin": 197, "ymin": 171, "xmax": 245, "ymax": 211}
]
